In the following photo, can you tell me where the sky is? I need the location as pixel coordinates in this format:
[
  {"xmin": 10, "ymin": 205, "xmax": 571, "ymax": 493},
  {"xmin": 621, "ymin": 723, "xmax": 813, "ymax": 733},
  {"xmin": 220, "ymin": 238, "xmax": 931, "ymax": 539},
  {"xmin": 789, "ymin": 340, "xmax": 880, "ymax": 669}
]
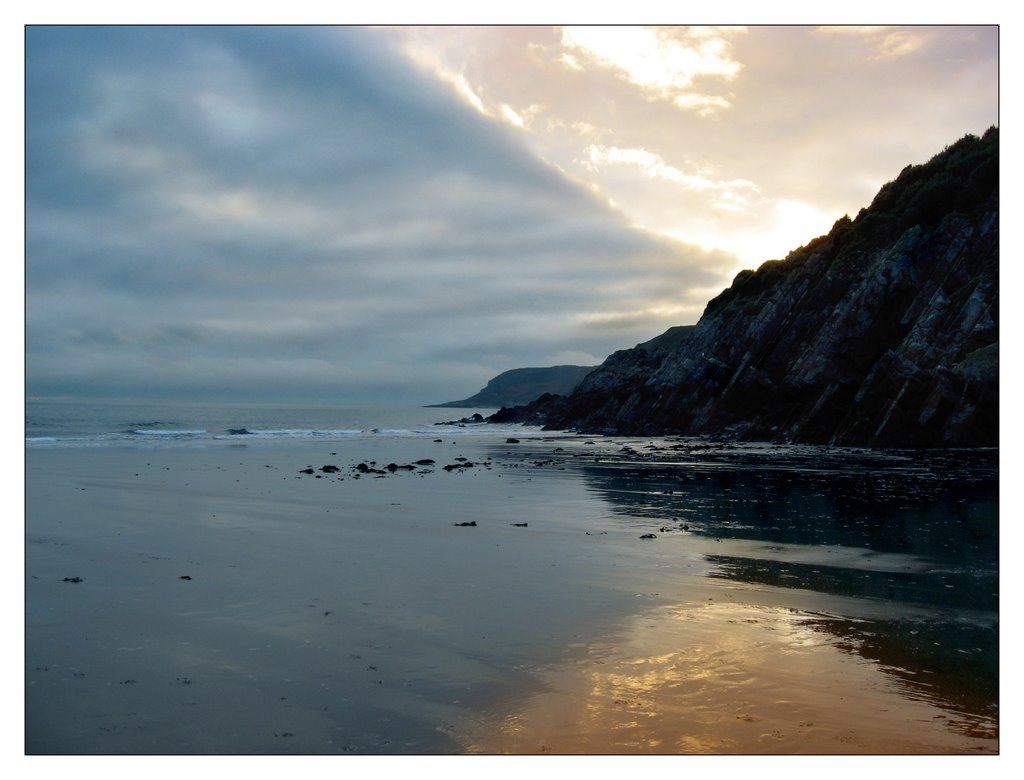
[{"xmin": 24, "ymin": 23, "xmax": 999, "ymax": 405}]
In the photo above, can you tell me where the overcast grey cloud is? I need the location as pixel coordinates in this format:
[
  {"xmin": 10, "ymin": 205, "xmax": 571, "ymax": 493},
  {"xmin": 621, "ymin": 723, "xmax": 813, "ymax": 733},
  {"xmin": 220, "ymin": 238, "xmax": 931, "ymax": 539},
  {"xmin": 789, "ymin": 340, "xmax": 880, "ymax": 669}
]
[
  {"xmin": 26, "ymin": 25, "xmax": 730, "ymax": 404},
  {"xmin": 25, "ymin": 25, "xmax": 997, "ymax": 405}
]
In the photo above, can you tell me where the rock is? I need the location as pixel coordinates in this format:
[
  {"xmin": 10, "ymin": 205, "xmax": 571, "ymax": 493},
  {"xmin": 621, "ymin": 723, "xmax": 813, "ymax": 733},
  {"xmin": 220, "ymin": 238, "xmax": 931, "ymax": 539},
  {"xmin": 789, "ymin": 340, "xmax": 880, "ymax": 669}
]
[
  {"xmin": 506, "ymin": 438, "xmax": 520, "ymax": 444},
  {"xmin": 299, "ymin": 468, "xmax": 315, "ymax": 474},
  {"xmin": 639, "ymin": 533, "xmax": 657, "ymax": 539},
  {"xmin": 512, "ymin": 522, "xmax": 528, "ymax": 527},
  {"xmin": 321, "ymin": 465, "xmax": 341, "ymax": 473},
  {"xmin": 180, "ymin": 575, "xmax": 192, "ymax": 580},
  {"xmin": 415, "ymin": 459, "xmax": 436, "ymax": 465},
  {"xmin": 490, "ymin": 129, "xmax": 999, "ymax": 448},
  {"xmin": 453, "ymin": 521, "xmax": 478, "ymax": 527},
  {"xmin": 62, "ymin": 576, "xmax": 83, "ymax": 583},
  {"xmin": 435, "ymin": 413, "xmax": 486, "ymax": 426}
]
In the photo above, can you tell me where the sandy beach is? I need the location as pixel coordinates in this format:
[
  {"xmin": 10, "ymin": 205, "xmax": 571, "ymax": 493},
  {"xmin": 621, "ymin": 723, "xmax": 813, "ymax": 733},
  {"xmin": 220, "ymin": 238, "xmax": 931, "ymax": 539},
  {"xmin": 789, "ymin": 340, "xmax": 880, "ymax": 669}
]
[{"xmin": 25, "ymin": 433, "xmax": 997, "ymax": 755}]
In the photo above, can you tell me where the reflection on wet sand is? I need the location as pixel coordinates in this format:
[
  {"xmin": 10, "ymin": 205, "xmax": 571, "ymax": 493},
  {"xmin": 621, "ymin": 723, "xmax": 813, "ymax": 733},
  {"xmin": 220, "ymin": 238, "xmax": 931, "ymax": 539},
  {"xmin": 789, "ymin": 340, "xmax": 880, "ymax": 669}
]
[
  {"xmin": 798, "ymin": 615, "xmax": 997, "ymax": 740},
  {"xmin": 470, "ymin": 597, "xmax": 996, "ymax": 754},
  {"xmin": 478, "ymin": 439, "xmax": 997, "ymax": 754}
]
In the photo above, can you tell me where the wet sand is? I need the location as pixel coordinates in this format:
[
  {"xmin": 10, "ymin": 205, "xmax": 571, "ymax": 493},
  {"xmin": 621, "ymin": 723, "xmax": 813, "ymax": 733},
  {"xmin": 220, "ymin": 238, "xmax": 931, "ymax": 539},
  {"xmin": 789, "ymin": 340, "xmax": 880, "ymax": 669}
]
[
  {"xmin": 25, "ymin": 435, "xmax": 997, "ymax": 754},
  {"xmin": 467, "ymin": 593, "xmax": 994, "ymax": 754}
]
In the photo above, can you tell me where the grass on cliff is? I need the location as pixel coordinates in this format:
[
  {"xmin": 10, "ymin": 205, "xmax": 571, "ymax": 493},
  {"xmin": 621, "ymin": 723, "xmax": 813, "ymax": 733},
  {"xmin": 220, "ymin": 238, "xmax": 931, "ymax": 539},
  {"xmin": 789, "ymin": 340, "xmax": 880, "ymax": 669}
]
[{"xmin": 706, "ymin": 127, "xmax": 998, "ymax": 316}]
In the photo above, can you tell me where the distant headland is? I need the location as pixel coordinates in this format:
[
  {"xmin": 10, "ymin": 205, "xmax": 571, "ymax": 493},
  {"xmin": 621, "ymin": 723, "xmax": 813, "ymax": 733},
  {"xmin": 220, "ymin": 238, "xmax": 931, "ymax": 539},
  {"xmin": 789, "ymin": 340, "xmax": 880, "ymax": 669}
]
[{"xmin": 427, "ymin": 365, "xmax": 596, "ymax": 409}]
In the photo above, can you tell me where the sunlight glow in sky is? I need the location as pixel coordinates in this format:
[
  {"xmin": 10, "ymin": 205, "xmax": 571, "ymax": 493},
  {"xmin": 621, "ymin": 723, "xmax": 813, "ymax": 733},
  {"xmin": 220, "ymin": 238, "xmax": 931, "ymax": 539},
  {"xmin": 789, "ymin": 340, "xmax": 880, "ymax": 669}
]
[
  {"xmin": 560, "ymin": 26, "xmax": 744, "ymax": 104},
  {"xmin": 390, "ymin": 25, "xmax": 996, "ymax": 271}
]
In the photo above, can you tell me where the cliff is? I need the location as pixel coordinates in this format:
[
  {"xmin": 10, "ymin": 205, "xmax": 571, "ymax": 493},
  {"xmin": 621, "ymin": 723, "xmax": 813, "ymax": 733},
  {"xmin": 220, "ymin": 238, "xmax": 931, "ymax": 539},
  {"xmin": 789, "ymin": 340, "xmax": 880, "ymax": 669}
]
[
  {"xmin": 428, "ymin": 364, "xmax": 596, "ymax": 408},
  {"xmin": 491, "ymin": 128, "xmax": 998, "ymax": 447}
]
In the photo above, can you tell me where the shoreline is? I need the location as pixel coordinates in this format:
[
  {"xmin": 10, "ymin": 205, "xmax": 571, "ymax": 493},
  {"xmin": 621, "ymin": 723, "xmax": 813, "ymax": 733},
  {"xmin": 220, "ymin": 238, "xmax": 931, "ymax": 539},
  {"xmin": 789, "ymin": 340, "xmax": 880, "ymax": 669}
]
[{"xmin": 25, "ymin": 434, "xmax": 997, "ymax": 754}]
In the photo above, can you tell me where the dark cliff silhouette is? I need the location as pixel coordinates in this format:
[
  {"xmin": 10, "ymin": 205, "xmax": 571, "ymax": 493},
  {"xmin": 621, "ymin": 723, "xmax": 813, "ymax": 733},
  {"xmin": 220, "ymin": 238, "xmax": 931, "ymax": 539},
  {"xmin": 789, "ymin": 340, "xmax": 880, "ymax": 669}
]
[{"xmin": 492, "ymin": 128, "xmax": 998, "ymax": 447}]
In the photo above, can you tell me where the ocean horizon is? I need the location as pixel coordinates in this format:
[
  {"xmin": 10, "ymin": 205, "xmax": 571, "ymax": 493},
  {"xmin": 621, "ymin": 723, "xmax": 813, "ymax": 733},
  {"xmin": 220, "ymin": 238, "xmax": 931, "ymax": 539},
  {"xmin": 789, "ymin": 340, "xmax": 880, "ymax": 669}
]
[{"xmin": 24, "ymin": 398, "xmax": 531, "ymax": 448}]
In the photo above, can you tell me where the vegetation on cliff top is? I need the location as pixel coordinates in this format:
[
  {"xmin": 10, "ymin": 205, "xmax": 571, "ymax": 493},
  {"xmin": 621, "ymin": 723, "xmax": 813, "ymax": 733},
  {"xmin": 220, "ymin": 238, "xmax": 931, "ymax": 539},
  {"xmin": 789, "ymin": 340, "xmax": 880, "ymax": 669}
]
[
  {"xmin": 492, "ymin": 127, "xmax": 999, "ymax": 447},
  {"xmin": 707, "ymin": 127, "xmax": 998, "ymax": 317}
]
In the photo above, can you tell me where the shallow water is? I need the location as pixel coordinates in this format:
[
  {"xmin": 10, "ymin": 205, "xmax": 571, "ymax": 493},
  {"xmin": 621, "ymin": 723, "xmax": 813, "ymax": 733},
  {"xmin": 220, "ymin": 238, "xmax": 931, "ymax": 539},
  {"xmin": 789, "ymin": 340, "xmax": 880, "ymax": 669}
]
[
  {"xmin": 476, "ymin": 437, "xmax": 998, "ymax": 749},
  {"xmin": 25, "ymin": 426, "xmax": 998, "ymax": 754}
]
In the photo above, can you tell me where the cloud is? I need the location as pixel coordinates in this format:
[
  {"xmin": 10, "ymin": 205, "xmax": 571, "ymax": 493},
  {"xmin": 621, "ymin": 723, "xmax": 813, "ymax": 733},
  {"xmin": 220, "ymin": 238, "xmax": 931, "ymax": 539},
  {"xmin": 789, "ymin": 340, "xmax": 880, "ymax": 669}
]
[
  {"xmin": 385, "ymin": 25, "xmax": 996, "ymax": 271},
  {"xmin": 26, "ymin": 26, "xmax": 728, "ymax": 404},
  {"xmin": 582, "ymin": 144, "xmax": 759, "ymax": 204},
  {"xmin": 25, "ymin": 26, "xmax": 999, "ymax": 405},
  {"xmin": 542, "ymin": 349, "xmax": 603, "ymax": 366},
  {"xmin": 560, "ymin": 26, "xmax": 743, "ymax": 112},
  {"xmin": 818, "ymin": 26, "xmax": 928, "ymax": 60}
]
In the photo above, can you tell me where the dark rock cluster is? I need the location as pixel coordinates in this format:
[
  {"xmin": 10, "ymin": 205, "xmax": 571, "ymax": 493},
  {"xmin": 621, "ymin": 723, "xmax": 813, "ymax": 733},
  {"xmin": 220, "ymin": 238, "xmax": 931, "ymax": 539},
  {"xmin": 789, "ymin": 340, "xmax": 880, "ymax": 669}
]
[
  {"xmin": 298, "ymin": 456, "xmax": 491, "ymax": 480},
  {"xmin": 435, "ymin": 413, "xmax": 486, "ymax": 426}
]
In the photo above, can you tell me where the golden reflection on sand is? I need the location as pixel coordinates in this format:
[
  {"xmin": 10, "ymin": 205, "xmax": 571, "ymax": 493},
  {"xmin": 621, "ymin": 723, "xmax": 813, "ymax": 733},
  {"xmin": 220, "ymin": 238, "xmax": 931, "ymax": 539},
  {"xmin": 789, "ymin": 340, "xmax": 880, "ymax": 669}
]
[{"xmin": 469, "ymin": 596, "xmax": 997, "ymax": 755}]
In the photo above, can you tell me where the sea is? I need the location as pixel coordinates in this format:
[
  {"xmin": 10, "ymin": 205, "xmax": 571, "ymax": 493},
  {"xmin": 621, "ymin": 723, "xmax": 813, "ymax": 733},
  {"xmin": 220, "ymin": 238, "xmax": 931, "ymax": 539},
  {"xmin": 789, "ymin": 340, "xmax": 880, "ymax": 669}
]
[
  {"xmin": 24, "ymin": 397, "xmax": 521, "ymax": 448},
  {"xmin": 24, "ymin": 396, "xmax": 1000, "ymax": 751}
]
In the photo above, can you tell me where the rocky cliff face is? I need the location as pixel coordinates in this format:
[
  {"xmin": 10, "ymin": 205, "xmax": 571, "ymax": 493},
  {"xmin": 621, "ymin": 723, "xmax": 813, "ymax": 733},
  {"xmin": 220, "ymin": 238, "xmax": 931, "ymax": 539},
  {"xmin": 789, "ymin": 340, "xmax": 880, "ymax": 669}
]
[{"xmin": 493, "ymin": 129, "xmax": 998, "ymax": 447}]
